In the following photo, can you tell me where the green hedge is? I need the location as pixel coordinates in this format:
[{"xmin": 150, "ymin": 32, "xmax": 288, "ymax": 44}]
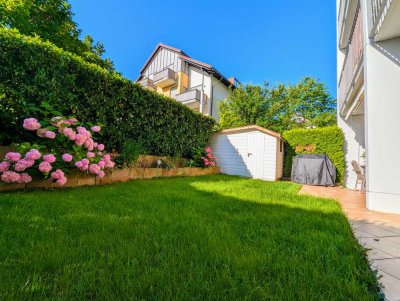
[
  {"xmin": 282, "ymin": 126, "xmax": 345, "ymax": 183},
  {"xmin": 0, "ymin": 28, "xmax": 215, "ymax": 157}
]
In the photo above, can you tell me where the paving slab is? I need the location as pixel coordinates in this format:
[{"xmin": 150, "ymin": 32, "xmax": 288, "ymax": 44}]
[{"xmin": 300, "ymin": 185, "xmax": 400, "ymax": 301}]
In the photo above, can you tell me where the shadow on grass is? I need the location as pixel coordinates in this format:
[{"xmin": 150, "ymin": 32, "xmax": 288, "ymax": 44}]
[{"xmin": 0, "ymin": 174, "xmax": 380, "ymax": 300}]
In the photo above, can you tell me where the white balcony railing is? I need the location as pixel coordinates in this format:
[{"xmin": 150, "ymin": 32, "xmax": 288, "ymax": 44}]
[
  {"xmin": 176, "ymin": 89, "xmax": 201, "ymax": 104},
  {"xmin": 138, "ymin": 78, "xmax": 156, "ymax": 91},
  {"xmin": 371, "ymin": 0, "xmax": 387, "ymax": 25},
  {"xmin": 153, "ymin": 68, "xmax": 176, "ymax": 88},
  {"xmin": 338, "ymin": 5, "xmax": 364, "ymax": 107}
]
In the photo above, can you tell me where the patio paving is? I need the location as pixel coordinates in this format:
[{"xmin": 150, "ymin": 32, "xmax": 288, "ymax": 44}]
[{"xmin": 300, "ymin": 185, "xmax": 400, "ymax": 301}]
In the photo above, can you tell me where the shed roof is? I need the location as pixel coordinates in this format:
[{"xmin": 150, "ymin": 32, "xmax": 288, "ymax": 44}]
[{"xmin": 216, "ymin": 125, "xmax": 282, "ymax": 139}]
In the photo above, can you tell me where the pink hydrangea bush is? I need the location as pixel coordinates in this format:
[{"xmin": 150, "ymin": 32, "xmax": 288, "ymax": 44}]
[
  {"xmin": 0, "ymin": 115, "xmax": 113, "ymax": 186},
  {"xmin": 201, "ymin": 147, "xmax": 217, "ymax": 167}
]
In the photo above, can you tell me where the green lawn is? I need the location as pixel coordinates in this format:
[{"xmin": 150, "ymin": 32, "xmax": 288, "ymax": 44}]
[{"xmin": 0, "ymin": 175, "xmax": 378, "ymax": 300}]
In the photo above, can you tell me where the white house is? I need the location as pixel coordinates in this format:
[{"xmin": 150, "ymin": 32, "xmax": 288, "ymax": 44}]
[
  {"xmin": 211, "ymin": 126, "xmax": 284, "ymax": 181},
  {"xmin": 137, "ymin": 43, "xmax": 239, "ymax": 121},
  {"xmin": 337, "ymin": 0, "xmax": 400, "ymax": 213}
]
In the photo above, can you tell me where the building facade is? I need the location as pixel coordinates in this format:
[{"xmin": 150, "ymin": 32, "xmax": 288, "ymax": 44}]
[
  {"xmin": 137, "ymin": 44, "xmax": 238, "ymax": 121},
  {"xmin": 337, "ymin": 0, "xmax": 400, "ymax": 213}
]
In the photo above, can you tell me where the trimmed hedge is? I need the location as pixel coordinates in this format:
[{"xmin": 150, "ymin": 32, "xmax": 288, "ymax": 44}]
[
  {"xmin": 283, "ymin": 126, "xmax": 345, "ymax": 183},
  {"xmin": 0, "ymin": 28, "xmax": 215, "ymax": 157}
]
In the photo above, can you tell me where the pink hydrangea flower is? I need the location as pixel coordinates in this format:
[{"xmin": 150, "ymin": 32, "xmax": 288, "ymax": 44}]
[
  {"xmin": 56, "ymin": 176, "xmax": 67, "ymax": 186},
  {"xmin": 50, "ymin": 116, "xmax": 63, "ymax": 127},
  {"xmin": 51, "ymin": 169, "xmax": 64, "ymax": 180},
  {"xmin": 23, "ymin": 118, "xmax": 41, "ymax": 131},
  {"xmin": 75, "ymin": 134, "xmax": 86, "ymax": 146},
  {"xmin": 36, "ymin": 128, "xmax": 48, "ymax": 138},
  {"xmin": 91, "ymin": 126, "xmax": 101, "ymax": 133},
  {"xmin": 89, "ymin": 164, "xmax": 100, "ymax": 175},
  {"xmin": 25, "ymin": 149, "xmax": 41, "ymax": 161},
  {"xmin": 5, "ymin": 152, "xmax": 21, "ymax": 162},
  {"xmin": 97, "ymin": 152, "xmax": 103, "ymax": 156},
  {"xmin": 98, "ymin": 160, "xmax": 105, "ymax": 168},
  {"xmin": 1, "ymin": 171, "xmax": 20, "ymax": 183},
  {"xmin": 75, "ymin": 160, "xmax": 88, "ymax": 171},
  {"xmin": 15, "ymin": 160, "xmax": 30, "ymax": 172},
  {"xmin": 97, "ymin": 171, "xmax": 105, "ymax": 178},
  {"xmin": 93, "ymin": 142, "xmax": 98, "ymax": 148},
  {"xmin": 39, "ymin": 161, "xmax": 53, "ymax": 173},
  {"xmin": 97, "ymin": 144, "xmax": 105, "ymax": 151},
  {"xmin": 104, "ymin": 160, "xmax": 115, "ymax": 169},
  {"xmin": 84, "ymin": 139, "xmax": 94, "ymax": 151},
  {"xmin": 45, "ymin": 130, "xmax": 56, "ymax": 139},
  {"xmin": 43, "ymin": 154, "xmax": 56, "ymax": 164},
  {"xmin": 81, "ymin": 158, "xmax": 89, "ymax": 165},
  {"xmin": 17, "ymin": 173, "xmax": 32, "ymax": 184},
  {"xmin": 86, "ymin": 152, "xmax": 95, "ymax": 158},
  {"xmin": 205, "ymin": 147, "xmax": 212, "ymax": 153},
  {"xmin": 77, "ymin": 126, "xmax": 88, "ymax": 135},
  {"xmin": 62, "ymin": 153, "xmax": 73, "ymax": 162},
  {"xmin": 62, "ymin": 128, "xmax": 76, "ymax": 140},
  {"xmin": 0, "ymin": 161, "xmax": 10, "ymax": 172},
  {"xmin": 69, "ymin": 118, "xmax": 78, "ymax": 125}
]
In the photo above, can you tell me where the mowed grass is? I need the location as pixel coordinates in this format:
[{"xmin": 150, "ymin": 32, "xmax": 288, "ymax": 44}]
[{"xmin": 0, "ymin": 175, "xmax": 378, "ymax": 300}]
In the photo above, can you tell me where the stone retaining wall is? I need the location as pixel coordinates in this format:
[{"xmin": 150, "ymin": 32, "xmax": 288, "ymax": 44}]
[{"xmin": 0, "ymin": 167, "xmax": 220, "ymax": 192}]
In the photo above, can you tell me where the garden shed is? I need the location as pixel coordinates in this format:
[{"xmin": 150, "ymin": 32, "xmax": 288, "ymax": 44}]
[{"xmin": 211, "ymin": 125, "xmax": 284, "ymax": 181}]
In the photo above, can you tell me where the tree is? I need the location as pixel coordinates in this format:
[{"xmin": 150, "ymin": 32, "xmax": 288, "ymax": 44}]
[
  {"xmin": 219, "ymin": 83, "xmax": 270, "ymax": 128},
  {"xmin": 0, "ymin": 0, "xmax": 113, "ymax": 70},
  {"xmin": 219, "ymin": 77, "xmax": 336, "ymax": 132}
]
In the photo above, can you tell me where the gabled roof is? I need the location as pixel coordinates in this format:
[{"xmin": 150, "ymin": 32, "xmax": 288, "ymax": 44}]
[
  {"xmin": 139, "ymin": 43, "xmax": 187, "ymax": 74},
  {"xmin": 138, "ymin": 43, "xmax": 238, "ymax": 88},
  {"xmin": 216, "ymin": 125, "xmax": 282, "ymax": 140}
]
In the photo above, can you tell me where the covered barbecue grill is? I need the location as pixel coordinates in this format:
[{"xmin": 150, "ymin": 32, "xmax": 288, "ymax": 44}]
[{"xmin": 291, "ymin": 154, "xmax": 336, "ymax": 186}]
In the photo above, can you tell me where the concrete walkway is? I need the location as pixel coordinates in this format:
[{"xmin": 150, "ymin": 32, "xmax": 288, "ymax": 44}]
[{"xmin": 300, "ymin": 185, "xmax": 400, "ymax": 301}]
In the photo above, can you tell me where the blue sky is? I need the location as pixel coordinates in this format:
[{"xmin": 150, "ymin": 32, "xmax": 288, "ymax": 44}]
[{"xmin": 70, "ymin": 0, "xmax": 337, "ymax": 97}]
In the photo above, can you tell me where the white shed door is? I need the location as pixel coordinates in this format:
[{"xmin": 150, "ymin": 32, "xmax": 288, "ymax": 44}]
[{"xmin": 247, "ymin": 132, "xmax": 265, "ymax": 179}]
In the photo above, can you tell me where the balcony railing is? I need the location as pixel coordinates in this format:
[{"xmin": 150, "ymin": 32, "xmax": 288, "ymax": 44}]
[
  {"xmin": 371, "ymin": 0, "xmax": 386, "ymax": 25},
  {"xmin": 176, "ymin": 89, "xmax": 201, "ymax": 104},
  {"xmin": 338, "ymin": 5, "xmax": 364, "ymax": 107},
  {"xmin": 153, "ymin": 68, "xmax": 176, "ymax": 88},
  {"xmin": 138, "ymin": 78, "xmax": 156, "ymax": 91}
]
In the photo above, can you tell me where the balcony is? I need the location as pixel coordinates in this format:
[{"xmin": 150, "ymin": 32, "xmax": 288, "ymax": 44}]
[
  {"xmin": 338, "ymin": 5, "xmax": 364, "ymax": 116},
  {"xmin": 371, "ymin": 0, "xmax": 400, "ymax": 41},
  {"xmin": 153, "ymin": 68, "xmax": 177, "ymax": 88},
  {"xmin": 138, "ymin": 78, "xmax": 156, "ymax": 91},
  {"xmin": 338, "ymin": 0, "xmax": 359, "ymax": 49},
  {"xmin": 175, "ymin": 89, "xmax": 202, "ymax": 110}
]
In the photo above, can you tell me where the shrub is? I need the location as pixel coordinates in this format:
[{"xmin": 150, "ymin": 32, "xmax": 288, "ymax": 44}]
[
  {"xmin": 282, "ymin": 126, "xmax": 344, "ymax": 183},
  {"xmin": 0, "ymin": 112, "xmax": 115, "ymax": 186},
  {"xmin": 117, "ymin": 140, "xmax": 144, "ymax": 168},
  {"xmin": 192, "ymin": 146, "xmax": 218, "ymax": 168},
  {"xmin": 0, "ymin": 28, "xmax": 215, "ymax": 157}
]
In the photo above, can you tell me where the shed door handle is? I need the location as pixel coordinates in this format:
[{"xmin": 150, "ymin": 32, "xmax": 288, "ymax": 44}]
[{"xmin": 248, "ymin": 153, "xmax": 252, "ymax": 157}]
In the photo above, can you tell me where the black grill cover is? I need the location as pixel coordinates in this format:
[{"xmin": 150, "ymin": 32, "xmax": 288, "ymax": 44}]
[{"xmin": 291, "ymin": 154, "xmax": 336, "ymax": 186}]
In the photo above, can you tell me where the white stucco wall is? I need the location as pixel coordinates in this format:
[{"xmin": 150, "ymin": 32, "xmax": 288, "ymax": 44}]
[
  {"xmin": 337, "ymin": 114, "xmax": 366, "ymax": 188},
  {"xmin": 210, "ymin": 76, "xmax": 229, "ymax": 121},
  {"xmin": 188, "ymin": 66, "xmax": 212, "ymax": 115},
  {"xmin": 337, "ymin": 0, "xmax": 400, "ymax": 214},
  {"xmin": 364, "ymin": 37, "xmax": 400, "ymax": 214}
]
